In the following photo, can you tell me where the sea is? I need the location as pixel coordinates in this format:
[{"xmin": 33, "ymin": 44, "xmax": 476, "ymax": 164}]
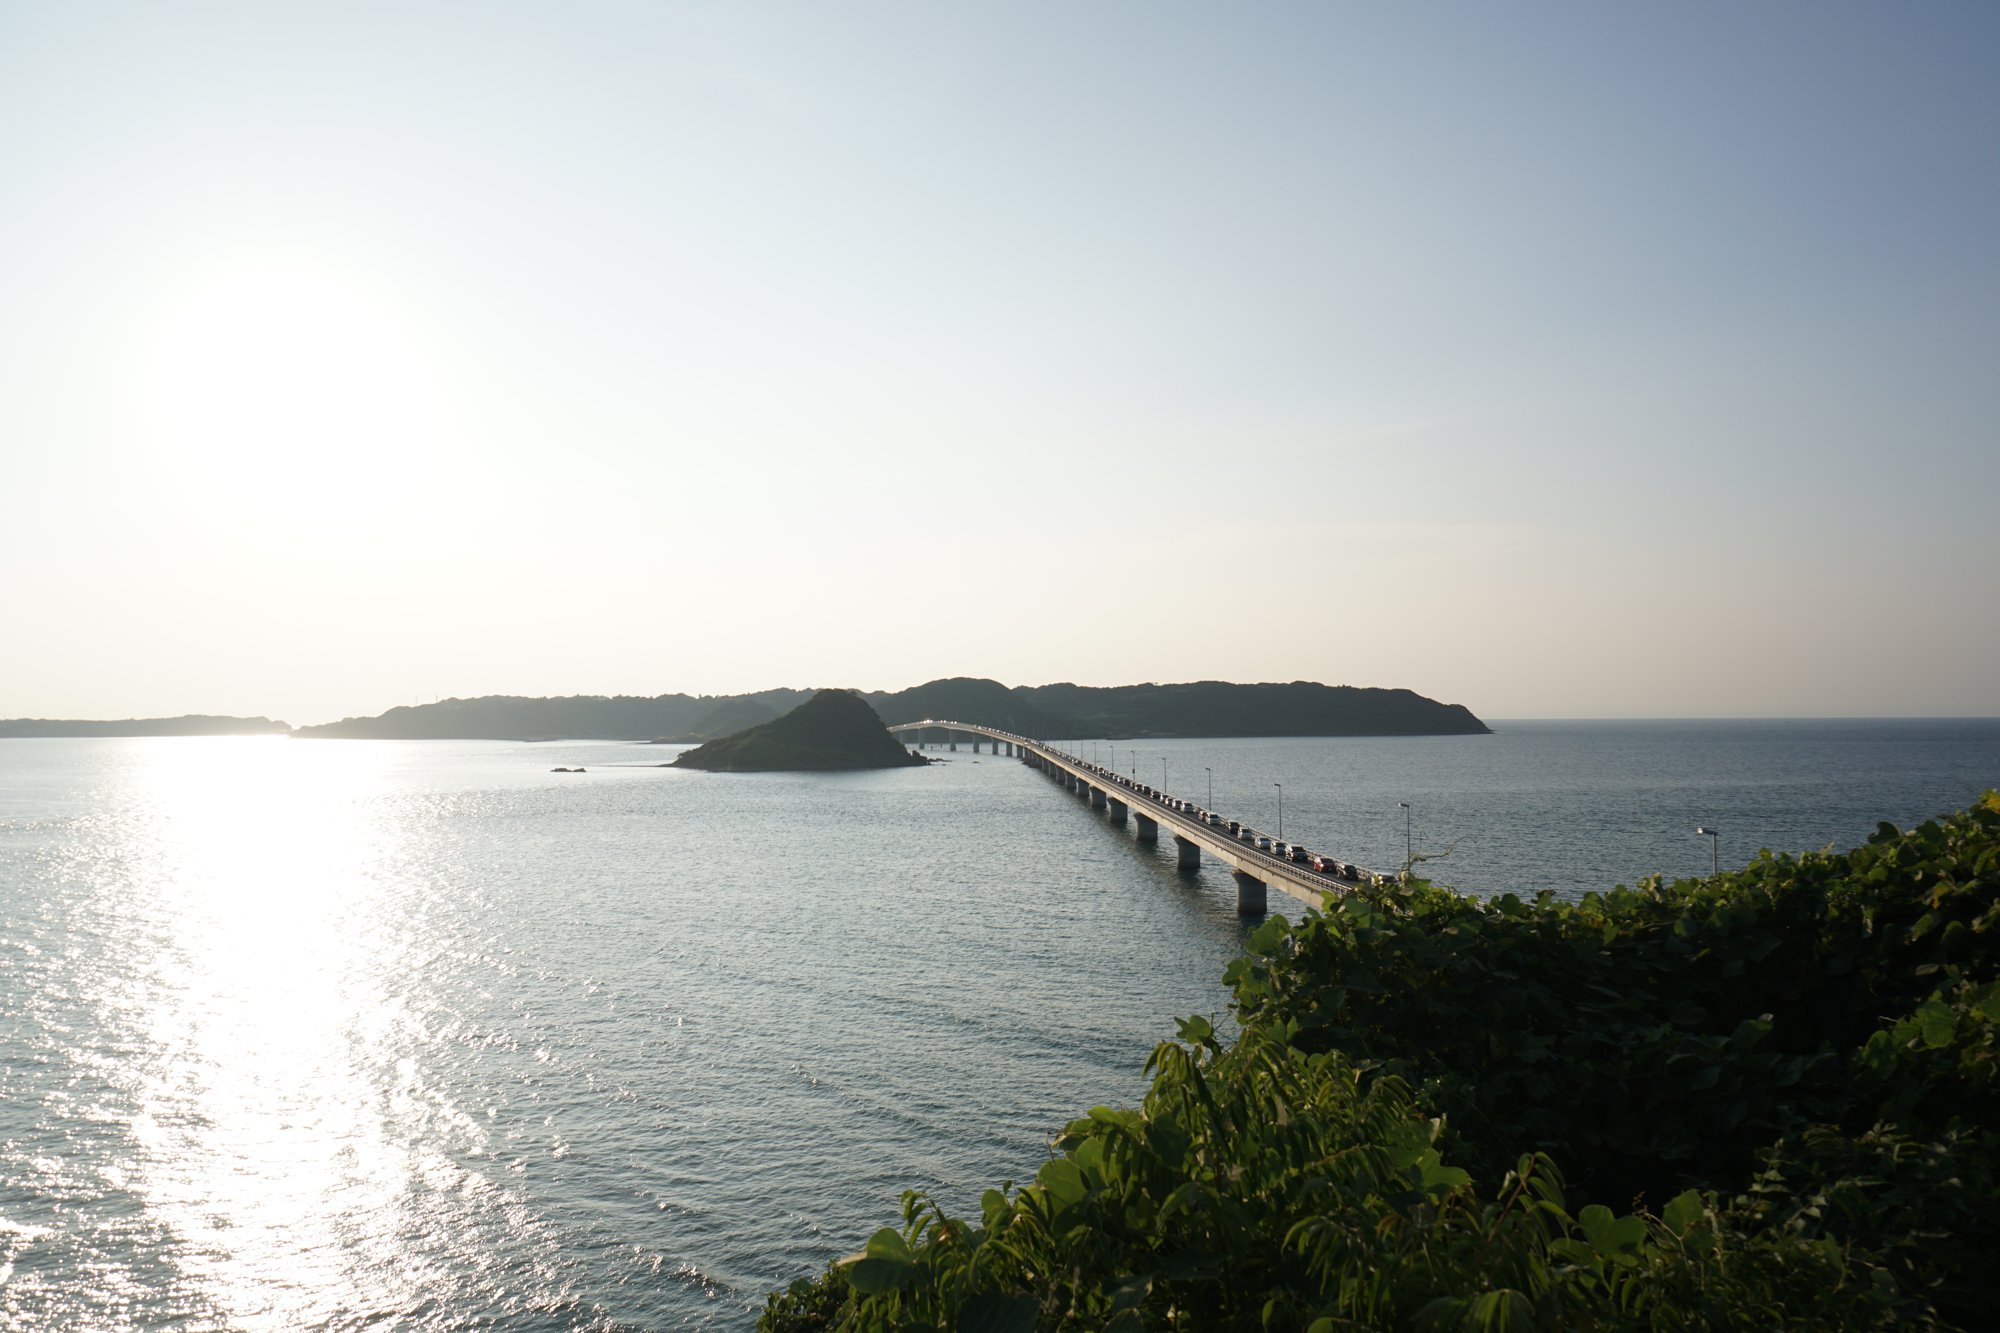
[{"xmin": 1, "ymin": 719, "xmax": 1995, "ymax": 1330}]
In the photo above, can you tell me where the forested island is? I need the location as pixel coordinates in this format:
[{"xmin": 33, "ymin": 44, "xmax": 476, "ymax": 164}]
[
  {"xmin": 671, "ymin": 690, "xmax": 928, "ymax": 772},
  {"xmin": 762, "ymin": 794, "xmax": 2000, "ymax": 1329},
  {"xmin": 0, "ymin": 715, "xmax": 291, "ymax": 737},
  {"xmin": 292, "ymin": 677, "xmax": 1488, "ymax": 741}
]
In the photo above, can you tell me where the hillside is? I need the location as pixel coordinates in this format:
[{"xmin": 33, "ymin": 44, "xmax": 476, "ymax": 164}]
[
  {"xmin": 648, "ymin": 696, "xmax": 784, "ymax": 744},
  {"xmin": 1018, "ymin": 679, "xmax": 1489, "ymax": 737},
  {"xmin": 292, "ymin": 690, "xmax": 811, "ymax": 740},
  {"xmin": 672, "ymin": 690, "xmax": 927, "ymax": 772}
]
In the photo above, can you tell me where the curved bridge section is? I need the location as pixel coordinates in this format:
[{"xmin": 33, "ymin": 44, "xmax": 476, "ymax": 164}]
[{"xmin": 888, "ymin": 719, "xmax": 1389, "ymax": 915}]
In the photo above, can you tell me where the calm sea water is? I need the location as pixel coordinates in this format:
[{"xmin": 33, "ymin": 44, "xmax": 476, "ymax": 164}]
[{"xmin": 1, "ymin": 721, "xmax": 1995, "ymax": 1329}]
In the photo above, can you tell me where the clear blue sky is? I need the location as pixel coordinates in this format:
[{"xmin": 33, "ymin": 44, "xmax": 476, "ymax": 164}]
[{"xmin": 3, "ymin": 2, "xmax": 1995, "ymax": 724}]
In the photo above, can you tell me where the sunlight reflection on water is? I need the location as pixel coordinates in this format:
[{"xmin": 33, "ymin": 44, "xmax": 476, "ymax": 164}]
[{"xmin": 85, "ymin": 740, "xmax": 446, "ymax": 1327}]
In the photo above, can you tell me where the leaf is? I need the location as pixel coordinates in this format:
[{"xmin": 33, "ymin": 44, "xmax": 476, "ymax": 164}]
[
  {"xmin": 1577, "ymin": 1204, "xmax": 1647, "ymax": 1253},
  {"xmin": 1247, "ymin": 916, "xmax": 1291, "ymax": 953},
  {"xmin": 1662, "ymin": 1189, "xmax": 1704, "ymax": 1237},
  {"xmin": 1916, "ymin": 1000, "xmax": 1957, "ymax": 1048},
  {"xmin": 1177, "ymin": 1014, "xmax": 1214, "ymax": 1045},
  {"xmin": 1037, "ymin": 1158, "xmax": 1086, "ymax": 1209},
  {"xmin": 957, "ymin": 1293, "xmax": 1039, "ymax": 1333},
  {"xmin": 1421, "ymin": 1159, "xmax": 1471, "ymax": 1196},
  {"xmin": 864, "ymin": 1227, "xmax": 914, "ymax": 1263},
  {"xmin": 845, "ymin": 1257, "xmax": 911, "ymax": 1295},
  {"xmin": 1860, "ymin": 1028, "xmax": 1897, "ymax": 1075},
  {"xmin": 1106, "ymin": 1274, "xmax": 1153, "ymax": 1312}
]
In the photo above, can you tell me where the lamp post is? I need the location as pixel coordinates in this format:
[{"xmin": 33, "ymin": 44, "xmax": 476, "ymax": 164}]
[
  {"xmin": 1161, "ymin": 758, "xmax": 1168, "ymax": 791},
  {"xmin": 1696, "ymin": 826, "xmax": 1718, "ymax": 876},
  {"xmin": 1128, "ymin": 750, "xmax": 1136, "ymax": 777},
  {"xmin": 1399, "ymin": 802, "xmax": 1412, "ymax": 868},
  {"xmin": 1273, "ymin": 783, "xmax": 1284, "ymax": 839},
  {"xmin": 1204, "ymin": 767, "xmax": 1213, "ymax": 807}
]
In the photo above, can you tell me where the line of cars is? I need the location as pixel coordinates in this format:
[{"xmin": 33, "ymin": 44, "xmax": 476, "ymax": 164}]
[
  {"xmin": 1061, "ymin": 755, "xmax": 1374, "ymax": 885},
  {"xmin": 905, "ymin": 723, "xmax": 1394, "ymax": 889}
]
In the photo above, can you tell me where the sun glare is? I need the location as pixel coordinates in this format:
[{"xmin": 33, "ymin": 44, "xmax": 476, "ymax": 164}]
[{"xmin": 138, "ymin": 262, "xmax": 451, "ymax": 522}]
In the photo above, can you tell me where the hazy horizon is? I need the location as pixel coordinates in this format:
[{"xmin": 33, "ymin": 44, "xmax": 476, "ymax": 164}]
[
  {"xmin": 5, "ymin": 675, "xmax": 1998, "ymax": 733},
  {"xmin": 5, "ymin": 3, "xmax": 1995, "ymax": 727}
]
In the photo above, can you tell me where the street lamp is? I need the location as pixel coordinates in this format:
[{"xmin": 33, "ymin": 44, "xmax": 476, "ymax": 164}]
[
  {"xmin": 1204, "ymin": 767, "xmax": 1213, "ymax": 807},
  {"xmin": 1273, "ymin": 783, "xmax": 1284, "ymax": 838},
  {"xmin": 1399, "ymin": 802, "xmax": 1412, "ymax": 868},
  {"xmin": 1161, "ymin": 758, "xmax": 1168, "ymax": 790},
  {"xmin": 1129, "ymin": 750, "xmax": 1136, "ymax": 777},
  {"xmin": 1696, "ymin": 826, "xmax": 1718, "ymax": 876}
]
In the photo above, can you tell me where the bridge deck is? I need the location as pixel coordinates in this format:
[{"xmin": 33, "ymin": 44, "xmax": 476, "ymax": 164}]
[{"xmin": 890, "ymin": 719, "xmax": 1385, "ymax": 911}]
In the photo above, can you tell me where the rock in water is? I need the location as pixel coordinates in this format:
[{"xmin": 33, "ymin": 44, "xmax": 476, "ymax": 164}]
[{"xmin": 671, "ymin": 690, "xmax": 928, "ymax": 772}]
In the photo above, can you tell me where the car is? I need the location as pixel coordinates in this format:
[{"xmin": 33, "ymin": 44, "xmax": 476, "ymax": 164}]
[
  {"xmin": 1289, "ymin": 846, "xmax": 1312, "ymax": 864},
  {"xmin": 1274, "ymin": 841, "xmax": 1290, "ymax": 857},
  {"xmin": 1237, "ymin": 827, "xmax": 1255, "ymax": 842},
  {"xmin": 1257, "ymin": 835, "xmax": 1274, "ymax": 851},
  {"xmin": 1206, "ymin": 812, "xmax": 1222, "ymax": 826},
  {"xmin": 1226, "ymin": 820, "xmax": 1241, "ymax": 835}
]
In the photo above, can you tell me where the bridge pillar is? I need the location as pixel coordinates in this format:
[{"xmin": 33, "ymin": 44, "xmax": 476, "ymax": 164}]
[
  {"xmin": 1174, "ymin": 835, "xmax": 1201, "ymax": 871},
  {"xmin": 1107, "ymin": 798, "xmax": 1127, "ymax": 826},
  {"xmin": 1089, "ymin": 785, "xmax": 1107, "ymax": 810},
  {"xmin": 1134, "ymin": 814, "xmax": 1158, "ymax": 844},
  {"xmin": 1232, "ymin": 871, "xmax": 1268, "ymax": 915},
  {"xmin": 949, "ymin": 737, "xmax": 957, "ymax": 751}
]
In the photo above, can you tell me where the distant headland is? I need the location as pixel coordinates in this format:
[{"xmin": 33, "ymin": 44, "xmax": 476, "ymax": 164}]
[
  {"xmin": 292, "ymin": 678, "xmax": 1488, "ymax": 741},
  {"xmin": 671, "ymin": 689, "xmax": 928, "ymax": 772}
]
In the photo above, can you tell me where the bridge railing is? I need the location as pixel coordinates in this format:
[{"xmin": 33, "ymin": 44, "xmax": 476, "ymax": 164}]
[{"xmin": 894, "ymin": 720, "xmax": 1388, "ymax": 890}]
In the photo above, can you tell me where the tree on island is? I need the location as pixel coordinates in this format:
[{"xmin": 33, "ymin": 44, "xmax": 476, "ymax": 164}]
[{"xmin": 671, "ymin": 690, "xmax": 928, "ymax": 772}]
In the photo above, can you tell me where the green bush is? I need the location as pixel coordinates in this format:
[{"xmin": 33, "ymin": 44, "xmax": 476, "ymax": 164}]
[{"xmin": 762, "ymin": 795, "xmax": 2000, "ymax": 1330}]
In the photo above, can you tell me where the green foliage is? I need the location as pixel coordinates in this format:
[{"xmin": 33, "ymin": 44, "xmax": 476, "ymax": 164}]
[
  {"xmin": 1228, "ymin": 794, "xmax": 2000, "ymax": 1207},
  {"xmin": 761, "ymin": 795, "xmax": 2000, "ymax": 1330},
  {"xmin": 761, "ymin": 1027, "xmax": 1894, "ymax": 1330}
]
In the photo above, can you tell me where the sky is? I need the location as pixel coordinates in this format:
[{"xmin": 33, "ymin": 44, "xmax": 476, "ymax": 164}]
[{"xmin": 3, "ymin": 1, "xmax": 1996, "ymax": 726}]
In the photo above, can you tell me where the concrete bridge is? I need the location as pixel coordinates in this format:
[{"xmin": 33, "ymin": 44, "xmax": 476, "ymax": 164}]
[{"xmin": 888, "ymin": 720, "xmax": 1390, "ymax": 915}]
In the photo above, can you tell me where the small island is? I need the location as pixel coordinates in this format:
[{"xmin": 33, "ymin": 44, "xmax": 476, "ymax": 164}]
[{"xmin": 671, "ymin": 689, "xmax": 928, "ymax": 772}]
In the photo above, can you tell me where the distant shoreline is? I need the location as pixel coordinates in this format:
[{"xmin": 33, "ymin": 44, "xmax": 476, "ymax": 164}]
[{"xmin": 0, "ymin": 716, "xmax": 290, "ymax": 739}]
